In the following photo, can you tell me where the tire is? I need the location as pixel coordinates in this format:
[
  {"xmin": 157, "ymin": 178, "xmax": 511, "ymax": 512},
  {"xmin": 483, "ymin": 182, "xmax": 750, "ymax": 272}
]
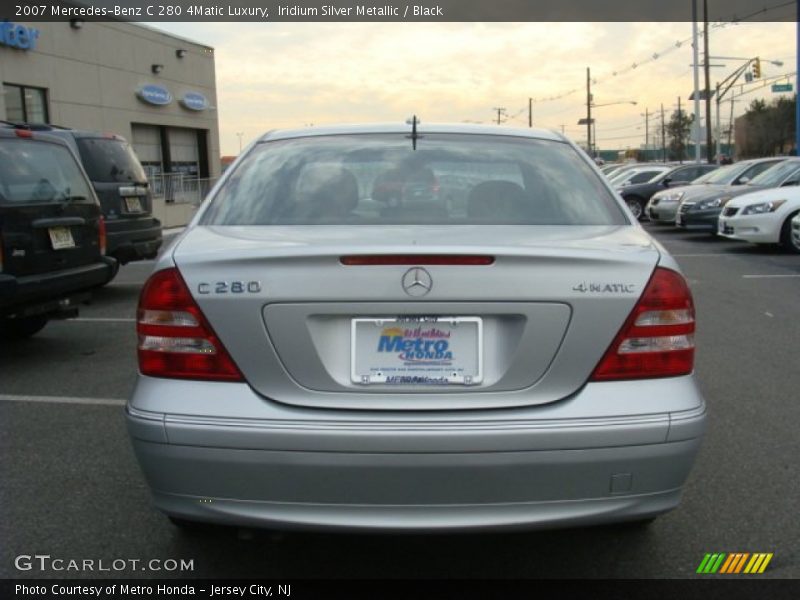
[
  {"xmin": 168, "ymin": 516, "xmax": 212, "ymax": 532},
  {"xmin": 0, "ymin": 316, "xmax": 48, "ymax": 340},
  {"xmin": 779, "ymin": 211, "xmax": 800, "ymax": 254},
  {"xmin": 613, "ymin": 516, "xmax": 658, "ymax": 530},
  {"xmin": 624, "ymin": 196, "xmax": 645, "ymax": 221}
]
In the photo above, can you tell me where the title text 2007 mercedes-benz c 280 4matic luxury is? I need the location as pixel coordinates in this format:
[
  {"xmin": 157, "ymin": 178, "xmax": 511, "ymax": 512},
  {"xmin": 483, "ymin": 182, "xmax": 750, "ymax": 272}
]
[{"xmin": 126, "ymin": 123, "xmax": 706, "ymax": 532}]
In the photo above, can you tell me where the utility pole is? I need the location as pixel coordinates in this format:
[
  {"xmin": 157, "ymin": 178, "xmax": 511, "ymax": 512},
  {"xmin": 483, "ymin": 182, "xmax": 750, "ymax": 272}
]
[
  {"xmin": 644, "ymin": 108, "xmax": 649, "ymax": 156},
  {"xmin": 692, "ymin": 0, "xmax": 702, "ymax": 163},
  {"xmin": 661, "ymin": 103, "xmax": 666, "ymax": 162},
  {"xmin": 703, "ymin": 0, "xmax": 713, "ymax": 162},
  {"xmin": 586, "ymin": 67, "xmax": 593, "ymax": 155},
  {"xmin": 493, "ymin": 107, "xmax": 506, "ymax": 125},
  {"xmin": 727, "ymin": 96, "xmax": 735, "ymax": 153},
  {"xmin": 678, "ymin": 96, "xmax": 683, "ymax": 164},
  {"xmin": 715, "ymin": 82, "xmax": 721, "ymax": 163},
  {"xmin": 528, "ymin": 98, "xmax": 533, "ymax": 128}
]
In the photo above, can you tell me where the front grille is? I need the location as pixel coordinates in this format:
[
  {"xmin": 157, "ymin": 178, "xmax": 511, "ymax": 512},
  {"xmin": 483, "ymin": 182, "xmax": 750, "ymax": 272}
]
[{"xmin": 723, "ymin": 207, "xmax": 739, "ymax": 217}]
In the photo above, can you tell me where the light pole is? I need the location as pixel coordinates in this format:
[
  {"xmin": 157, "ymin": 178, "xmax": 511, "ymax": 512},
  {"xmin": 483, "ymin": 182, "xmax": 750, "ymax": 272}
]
[
  {"xmin": 710, "ymin": 57, "xmax": 780, "ymax": 161},
  {"xmin": 236, "ymin": 132, "xmax": 244, "ymax": 154}
]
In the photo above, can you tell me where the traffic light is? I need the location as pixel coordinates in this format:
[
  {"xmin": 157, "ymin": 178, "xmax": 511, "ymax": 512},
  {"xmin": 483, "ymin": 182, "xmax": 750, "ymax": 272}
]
[{"xmin": 752, "ymin": 58, "xmax": 761, "ymax": 79}]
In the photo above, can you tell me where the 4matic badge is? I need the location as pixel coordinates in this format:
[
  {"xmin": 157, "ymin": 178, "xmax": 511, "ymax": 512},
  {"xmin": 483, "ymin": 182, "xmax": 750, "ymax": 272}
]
[{"xmin": 572, "ymin": 282, "xmax": 637, "ymax": 294}]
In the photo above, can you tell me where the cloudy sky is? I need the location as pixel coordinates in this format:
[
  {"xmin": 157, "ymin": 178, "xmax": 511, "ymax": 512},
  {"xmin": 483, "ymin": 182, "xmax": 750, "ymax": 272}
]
[{"xmin": 151, "ymin": 21, "xmax": 797, "ymax": 155}]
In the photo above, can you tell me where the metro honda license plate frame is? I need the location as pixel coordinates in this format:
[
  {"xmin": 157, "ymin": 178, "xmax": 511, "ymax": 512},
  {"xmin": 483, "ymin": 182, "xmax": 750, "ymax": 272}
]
[{"xmin": 351, "ymin": 316, "xmax": 483, "ymax": 386}]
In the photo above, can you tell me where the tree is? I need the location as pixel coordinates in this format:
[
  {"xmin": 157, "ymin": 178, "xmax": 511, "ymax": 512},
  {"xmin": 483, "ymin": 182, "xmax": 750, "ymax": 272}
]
[
  {"xmin": 666, "ymin": 110, "xmax": 694, "ymax": 161},
  {"xmin": 738, "ymin": 96, "xmax": 796, "ymax": 157}
]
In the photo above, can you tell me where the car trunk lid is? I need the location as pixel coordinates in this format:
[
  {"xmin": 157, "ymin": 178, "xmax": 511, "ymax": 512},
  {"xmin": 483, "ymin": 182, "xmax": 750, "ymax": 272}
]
[{"xmin": 171, "ymin": 225, "xmax": 661, "ymax": 410}]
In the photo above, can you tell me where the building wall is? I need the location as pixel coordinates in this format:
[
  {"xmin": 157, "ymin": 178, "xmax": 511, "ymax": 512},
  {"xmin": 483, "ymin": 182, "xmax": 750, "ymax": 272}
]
[{"xmin": 0, "ymin": 20, "xmax": 220, "ymax": 177}]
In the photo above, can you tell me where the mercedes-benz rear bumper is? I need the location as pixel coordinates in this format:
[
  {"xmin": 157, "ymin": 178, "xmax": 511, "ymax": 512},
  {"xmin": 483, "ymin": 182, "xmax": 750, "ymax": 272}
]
[{"xmin": 126, "ymin": 375, "xmax": 706, "ymax": 532}]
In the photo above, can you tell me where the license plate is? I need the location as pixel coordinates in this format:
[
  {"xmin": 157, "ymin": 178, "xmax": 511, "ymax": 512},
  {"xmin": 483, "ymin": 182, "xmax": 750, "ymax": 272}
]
[
  {"xmin": 675, "ymin": 212, "xmax": 682, "ymax": 225},
  {"xmin": 718, "ymin": 220, "xmax": 725, "ymax": 234},
  {"xmin": 351, "ymin": 316, "xmax": 483, "ymax": 385},
  {"xmin": 48, "ymin": 226, "xmax": 75, "ymax": 250},
  {"xmin": 124, "ymin": 197, "xmax": 143, "ymax": 213}
]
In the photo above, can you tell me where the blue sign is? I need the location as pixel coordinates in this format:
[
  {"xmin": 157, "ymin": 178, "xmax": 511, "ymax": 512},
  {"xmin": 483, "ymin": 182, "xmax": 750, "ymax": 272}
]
[
  {"xmin": 0, "ymin": 21, "xmax": 40, "ymax": 51},
  {"xmin": 180, "ymin": 92, "xmax": 209, "ymax": 111},
  {"xmin": 136, "ymin": 85, "xmax": 173, "ymax": 106}
]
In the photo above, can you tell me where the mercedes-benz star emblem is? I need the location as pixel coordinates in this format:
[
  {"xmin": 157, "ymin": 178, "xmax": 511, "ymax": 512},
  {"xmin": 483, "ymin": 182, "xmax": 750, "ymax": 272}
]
[{"xmin": 402, "ymin": 267, "xmax": 433, "ymax": 297}]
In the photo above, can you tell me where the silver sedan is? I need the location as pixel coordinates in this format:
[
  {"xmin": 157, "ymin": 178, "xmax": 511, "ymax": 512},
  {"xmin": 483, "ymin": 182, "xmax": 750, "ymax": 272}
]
[{"xmin": 127, "ymin": 123, "xmax": 706, "ymax": 532}]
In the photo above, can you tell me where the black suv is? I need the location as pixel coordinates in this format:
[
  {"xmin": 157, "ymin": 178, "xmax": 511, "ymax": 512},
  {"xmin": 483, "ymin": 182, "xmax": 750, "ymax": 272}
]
[
  {"xmin": 0, "ymin": 126, "xmax": 116, "ymax": 338},
  {"xmin": 9, "ymin": 124, "xmax": 162, "ymax": 274}
]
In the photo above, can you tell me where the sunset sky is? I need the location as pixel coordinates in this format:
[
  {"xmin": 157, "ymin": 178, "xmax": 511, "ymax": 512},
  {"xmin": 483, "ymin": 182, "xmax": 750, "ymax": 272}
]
[{"xmin": 151, "ymin": 21, "xmax": 797, "ymax": 155}]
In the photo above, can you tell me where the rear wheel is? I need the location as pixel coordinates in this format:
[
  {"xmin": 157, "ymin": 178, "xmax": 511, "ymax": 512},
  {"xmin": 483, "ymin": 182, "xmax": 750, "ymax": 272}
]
[
  {"xmin": 624, "ymin": 196, "xmax": 645, "ymax": 221},
  {"xmin": 0, "ymin": 316, "xmax": 48, "ymax": 340},
  {"xmin": 779, "ymin": 212, "xmax": 800, "ymax": 254}
]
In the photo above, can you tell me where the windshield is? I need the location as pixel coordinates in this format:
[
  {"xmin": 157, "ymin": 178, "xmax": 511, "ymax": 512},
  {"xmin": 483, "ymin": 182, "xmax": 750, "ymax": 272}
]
[
  {"xmin": 747, "ymin": 161, "xmax": 800, "ymax": 187},
  {"xmin": 701, "ymin": 162, "xmax": 756, "ymax": 185},
  {"xmin": 202, "ymin": 134, "xmax": 627, "ymax": 226},
  {"xmin": 690, "ymin": 168, "xmax": 720, "ymax": 184},
  {"xmin": 76, "ymin": 138, "xmax": 148, "ymax": 184},
  {"xmin": 0, "ymin": 139, "xmax": 94, "ymax": 205}
]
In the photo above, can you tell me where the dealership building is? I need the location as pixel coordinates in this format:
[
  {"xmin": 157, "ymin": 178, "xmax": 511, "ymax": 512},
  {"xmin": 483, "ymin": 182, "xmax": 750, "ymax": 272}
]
[{"xmin": 0, "ymin": 18, "xmax": 221, "ymax": 179}]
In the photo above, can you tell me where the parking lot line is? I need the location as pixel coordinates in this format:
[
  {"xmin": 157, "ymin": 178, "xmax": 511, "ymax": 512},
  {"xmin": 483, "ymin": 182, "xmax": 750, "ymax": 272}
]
[
  {"xmin": 742, "ymin": 274, "xmax": 800, "ymax": 279},
  {"xmin": 0, "ymin": 394, "xmax": 125, "ymax": 406}
]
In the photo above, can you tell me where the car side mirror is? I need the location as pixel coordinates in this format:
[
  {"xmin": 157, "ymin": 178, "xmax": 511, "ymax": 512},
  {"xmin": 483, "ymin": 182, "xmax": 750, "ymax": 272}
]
[
  {"xmin": 662, "ymin": 177, "xmax": 672, "ymax": 187},
  {"xmin": 737, "ymin": 176, "xmax": 750, "ymax": 184}
]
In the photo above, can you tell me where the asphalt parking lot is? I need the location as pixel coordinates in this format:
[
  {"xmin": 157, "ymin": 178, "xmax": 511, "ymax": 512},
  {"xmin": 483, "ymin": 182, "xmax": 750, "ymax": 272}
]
[{"xmin": 1, "ymin": 224, "xmax": 798, "ymax": 580}]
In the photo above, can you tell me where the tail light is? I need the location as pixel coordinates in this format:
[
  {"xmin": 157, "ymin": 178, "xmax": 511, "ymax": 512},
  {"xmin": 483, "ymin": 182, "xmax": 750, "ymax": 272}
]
[
  {"xmin": 137, "ymin": 268, "xmax": 244, "ymax": 381},
  {"xmin": 98, "ymin": 217, "xmax": 107, "ymax": 255},
  {"xmin": 591, "ymin": 267, "xmax": 695, "ymax": 381}
]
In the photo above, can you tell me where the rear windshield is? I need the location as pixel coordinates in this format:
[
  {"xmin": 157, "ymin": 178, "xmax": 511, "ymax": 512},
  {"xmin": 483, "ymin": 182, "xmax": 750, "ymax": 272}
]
[
  {"xmin": 76, "ymin": 138, "xmax": 147, "ymax": 184},
  {"xmin": 202, "ymin": 134, "xmax": 626, "ymax": 226},
  {"xmin": 0, "ymin": 139, "xmax": 94, "ymax": 205}
]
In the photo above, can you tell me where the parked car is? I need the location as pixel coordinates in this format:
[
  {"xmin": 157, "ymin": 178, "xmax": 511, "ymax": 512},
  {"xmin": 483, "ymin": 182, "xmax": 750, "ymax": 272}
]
[
  {"xmin": 677, "ymin": 158, "xmax": 800, "ymax": 232},
  {"xmin": 127, "ymin": 123, "xmax": 706, "ymax": 532},
  {"xmin": 0, "ymin": 126, "xmax": 116, "ymax": 339},
  {"xmin": 617, "ymin": 163, "xmax": 719, "ymax": 220},
  {"xmin": 608, "ymin": 164, "xmax": 671, "ymax": 188},
  {"xmin": 717, "ymin": 186, "xmax": 800, "ymax": 253},
  {"xmin": 647, "ymin": 157, "xmax": 787, "ymax": 224},
  {"xmin": 9, "ymin": 124, "xmax": 162, "ymax": 276}
]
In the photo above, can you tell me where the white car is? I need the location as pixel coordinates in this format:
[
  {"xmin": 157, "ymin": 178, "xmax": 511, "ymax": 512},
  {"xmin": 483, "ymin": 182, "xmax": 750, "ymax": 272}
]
[{"xmin": 717, "ymin": 186, "xmax": 800, "ymax": 253}]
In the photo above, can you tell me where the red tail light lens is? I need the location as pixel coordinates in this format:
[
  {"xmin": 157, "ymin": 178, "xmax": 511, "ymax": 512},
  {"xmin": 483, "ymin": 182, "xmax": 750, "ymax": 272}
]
[
  {"xmin": 98, "ymin": 217, "xmax": 107, "ymax": 255},
  {"xmin": 590, "ymin": 267, "xmax": 695, "ymax": 381},
  {"xmin": 137, "ymin": 268, "xmax": 244, "ymax": 381}
]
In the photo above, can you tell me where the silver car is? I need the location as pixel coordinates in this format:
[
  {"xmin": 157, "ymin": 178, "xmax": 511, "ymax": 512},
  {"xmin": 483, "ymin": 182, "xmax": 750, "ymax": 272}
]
[{"xmin": 127, "ymin": 123, "xmax": 706, "ymax": 532}]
